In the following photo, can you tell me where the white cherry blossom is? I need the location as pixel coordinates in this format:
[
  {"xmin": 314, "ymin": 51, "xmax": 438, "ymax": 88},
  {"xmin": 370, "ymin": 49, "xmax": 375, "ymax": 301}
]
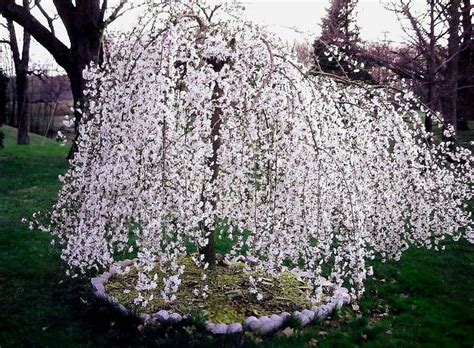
[{"xmin": 37, "ymin": 2, "xmax": 473, "ymax": 305}]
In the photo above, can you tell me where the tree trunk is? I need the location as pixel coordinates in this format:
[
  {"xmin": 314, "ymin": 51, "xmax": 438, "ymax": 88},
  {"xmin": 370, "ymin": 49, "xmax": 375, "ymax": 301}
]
[
  {"xmin": 64, "ymin": 5, "xmax": 102, "ymax": 158},
  {"xmin": 457, "ymin": 0, "xmax": 473, "ymax": 131},
  {"xmin": 66, "ymin": 66, "xmax": 87, "ymax": 159},
  {"xmin": 16, "ymin": 70, "xmax": 28, "ymax": 144},
  {"xmin": 7, "ymin": 6, "xmax": 31, "ymax": 145},
  {"xmin": 444, "ymin": 0, "xmax": 461, "ymax": 136},
  {"xmin": 424, "ymin": 0, "xmax": 437, "ymax": 134},
  {"xmin": 199, "ymin": 59, "xmax": 225, "ymax": 269}
]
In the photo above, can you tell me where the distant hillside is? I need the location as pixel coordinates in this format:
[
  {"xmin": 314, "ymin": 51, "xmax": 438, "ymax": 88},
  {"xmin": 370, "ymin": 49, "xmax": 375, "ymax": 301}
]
[{"xmin": 27, "ymin": 74, "xmax": 73, "ymax": 104}]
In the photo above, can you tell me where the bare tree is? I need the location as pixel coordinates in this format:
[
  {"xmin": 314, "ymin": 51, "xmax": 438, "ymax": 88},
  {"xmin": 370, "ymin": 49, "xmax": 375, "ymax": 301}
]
[
  {"xmin": 457, "ymin": 0, "xmax": 473, "ymax": 130},
  {"xmin": 360, "ymin": 0, "xmax": 473, "ymax": 134},
  {"xmin": 443, "ymin": 0, "xmax": 461, "ymax": 133},
  {"xmin": 0, "ymin": 0, "xmax": 130, "ymax": 155},
  {"xmin": 0, "ymin": 68, "xmax": 7, "ymax": 147},
  {"xmin": 0, "ymin": 39, "xmax": 16, "ymax": 126},
  {"xmin": 5, "ymin": 0, "xmax": 31, "ymax": 144}
]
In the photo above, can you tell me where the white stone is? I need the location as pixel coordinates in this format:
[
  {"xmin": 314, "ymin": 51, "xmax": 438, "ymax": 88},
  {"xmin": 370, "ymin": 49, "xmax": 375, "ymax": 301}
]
[
  {"xmin": 155, "ymin": 310, "xmax": 169, "ymax": 323},
  {"xmin": 122, "ymin": 259, "xmax": 134, "ymax": 267},
  {"xmin": 319, "ymin": 306, "xmax": 330, "ymax": 318},
  {"xmin": 91, "ymin": 277, "xmax": 105, "ymax": 293},
  {"xmin": 326, "ymin": 302, "xmax": 335, "ymax": 312},
  {"xmin": 227, "ymin": 323, "xmax": 243, "ymax": 334},
  {"xmin": 245, "ymin": 316, "xmax": 258, "ymax": 328},
  {"xmin": 257, "ymin": 318, "xmax": 276, "ymax": 334},
  {"xmin": 211, "ymin": 323, "xmax": 228, "ymax": 335},
  {"xmin": 312, "ymin": 308, "xmax": 323, "ymax": 319},
  {"xmin": 341, "ymin": 293, "xmax": 351, "ymax": 303},
  {"xmin": 93, "ymin": 290, "xmax": 105, "ymax": 299},
  {"xmin": 270, "ymin": 314, "xmax": 283, "ymax": 327},
  {"xmin": 248, "ymin": 319, "xmax": 261, "ymax": 331},
  {"xmin": 205, "ymin": 323, "xmax": 215, "ymax": 331},
  {"xmin": 302, "ymin": 309, "xmax": 315, "ymax": 320},
  {"xmin": 280, "ymin": 312, "xmax": 290, "ymax": 322},
  {"xmin": 298, "ymin": 313, "xmax": 311, "ymax": 326},
  {"xmin": 169, "ymin": 312, "xmax": 182, "ymax": 323},
  {"xmin": 100, "ymin": 272, "xmax": 111, "ymax": 281}
]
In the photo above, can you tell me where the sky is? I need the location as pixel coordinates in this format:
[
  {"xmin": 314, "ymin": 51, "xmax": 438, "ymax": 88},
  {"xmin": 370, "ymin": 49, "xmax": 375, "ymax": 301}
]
[
  {"xmin": 243, "ymin": 0, "xmax": 424, "ymax": 44},
  {"xmin": 0, "ymin": 0, "xmax": 427, "ymax": 72}
]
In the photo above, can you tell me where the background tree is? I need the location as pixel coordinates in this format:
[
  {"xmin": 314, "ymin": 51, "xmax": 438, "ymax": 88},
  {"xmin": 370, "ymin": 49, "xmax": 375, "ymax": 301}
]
[
  {"xmin": 5, "ymin": 0, "xmax": 31, "ymax": 144},
  {"xmin": 0, "ymin": 68, "xmax": 8, "ymax": 148},
  {"xmin": 443, "ymin": 0, "xmax": 462, "ymax": 134},
  {"xmin": 358, "ymin": 0, "xmax": 473, "ymax": 134},
  {"xmin": 320, "ymin": 0, "xmax": 359, "ymax": 46},
  {"xmin": 0, "ymin": 0, "xmax": 130, "ymax": 156},
  {"xmin": 455, "ymin": 0, "xmax": 472, "ymax": 130},
  {"xmin": 312, "ymin": 0, "xmax": 371, "ymax": 80}
]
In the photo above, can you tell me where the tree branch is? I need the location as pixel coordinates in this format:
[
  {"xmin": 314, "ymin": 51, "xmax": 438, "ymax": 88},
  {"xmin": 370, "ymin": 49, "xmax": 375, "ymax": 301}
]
[
  {"xmin": 0, "ymin": 0, "xmax": 71, "ymax": 69},
  {"xmin": 34, "ymin": 0, "xmax": 56, "ymax": 36},
  {"xmin": 103, "ymin": 0, "xmax": 127, "ymax": 27},
  {"xmin": 52, "ymin": 0, "xmax": 74, "ymax": 37},
  {"xmin": 6, "ymin": 19, "xmax": 20, "ymax": 68}
]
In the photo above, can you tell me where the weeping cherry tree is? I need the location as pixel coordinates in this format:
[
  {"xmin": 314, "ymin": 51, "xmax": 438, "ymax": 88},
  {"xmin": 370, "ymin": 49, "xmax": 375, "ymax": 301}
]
[{"xmin": 32, "ymin": 2, "xmax": 473, "ymax": 305}]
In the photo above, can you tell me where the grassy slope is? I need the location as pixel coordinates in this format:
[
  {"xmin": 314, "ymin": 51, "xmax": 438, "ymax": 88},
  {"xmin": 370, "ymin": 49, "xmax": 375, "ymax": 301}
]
[
  {"xmin": 0, "ymin": 126, "xmax": 91, "ymax": 346},
  {"xmin": 0, "ymin": 125, "xmax": 473, "ymax": 347}
]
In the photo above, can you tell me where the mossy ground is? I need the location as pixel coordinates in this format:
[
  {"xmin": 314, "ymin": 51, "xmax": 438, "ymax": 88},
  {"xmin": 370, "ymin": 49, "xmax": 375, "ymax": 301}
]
[{"xmin": 106, "ymin": 257, "xmax": 315, "ymax": 324}]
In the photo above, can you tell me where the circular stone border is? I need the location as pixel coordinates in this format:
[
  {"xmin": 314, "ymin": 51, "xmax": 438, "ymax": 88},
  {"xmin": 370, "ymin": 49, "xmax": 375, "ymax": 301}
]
[{"xmin": 90, "ymin": 258, "xmax": 351, "ymax": 335}]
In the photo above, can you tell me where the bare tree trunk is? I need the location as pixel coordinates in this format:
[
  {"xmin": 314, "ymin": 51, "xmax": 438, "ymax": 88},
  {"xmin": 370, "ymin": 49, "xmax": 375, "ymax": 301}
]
[
  {"xmin": 66, "ymin": 67, "xmax": 87, "ymax": 158},
  {"xmin": 444, "ymin": 0, "xmax": 461, "ymax": 135},
  {"xmin": 457, "ymin": 0, "xmax": 473, "ymax": 131},
  {"xmin": 7, "ymin": 3, "xmax": 31, "ymax": 145},
  {"xmin": 16, "ymin": 70, "xmax": 28, "ymax": 144},
  {"xmin": 63, "ymin": 2, "xmax": 102, "ymax": 158},
  {"xmin": 0, "ymin": 69, "xmax": 7, "ymax": 134},
  {"xmin": 425, "ymin": 0, "xmax": 437, "ymax": 134}
]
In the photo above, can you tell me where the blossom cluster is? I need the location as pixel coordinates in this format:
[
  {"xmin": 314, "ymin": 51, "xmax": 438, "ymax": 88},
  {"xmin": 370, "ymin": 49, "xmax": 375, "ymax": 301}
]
[{"xmin": 38, "ymin": 2, "xmax": 473, "ymax": 305}]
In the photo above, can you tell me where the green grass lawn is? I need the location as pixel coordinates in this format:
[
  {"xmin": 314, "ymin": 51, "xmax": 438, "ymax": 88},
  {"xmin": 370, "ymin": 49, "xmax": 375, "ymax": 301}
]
[{"xmin": 0, "ymin": 125, "xmax": 473, "ymax": 347}]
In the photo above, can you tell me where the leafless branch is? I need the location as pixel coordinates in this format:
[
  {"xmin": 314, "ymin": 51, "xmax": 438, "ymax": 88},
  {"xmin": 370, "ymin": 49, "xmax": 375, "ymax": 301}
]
[
  {"xmin": 34, "ymin": 0, "xmax": 56, "ymax": 36},
  {"xmin": 103, "ymin": 0, "xmax": 128, "ymax": 27}
]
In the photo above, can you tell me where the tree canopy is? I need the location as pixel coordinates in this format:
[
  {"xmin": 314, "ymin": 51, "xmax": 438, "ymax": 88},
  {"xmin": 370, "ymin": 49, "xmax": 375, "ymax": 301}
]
[{"xmin": 31, "ymin": 2, "xmax": 473, "ymax": 307}]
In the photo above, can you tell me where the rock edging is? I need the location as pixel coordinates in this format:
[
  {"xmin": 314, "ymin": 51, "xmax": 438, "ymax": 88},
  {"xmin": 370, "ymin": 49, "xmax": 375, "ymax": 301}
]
[{"xmin": 91, "ymin": 258, "xmax": 351, "ymax": 335}]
